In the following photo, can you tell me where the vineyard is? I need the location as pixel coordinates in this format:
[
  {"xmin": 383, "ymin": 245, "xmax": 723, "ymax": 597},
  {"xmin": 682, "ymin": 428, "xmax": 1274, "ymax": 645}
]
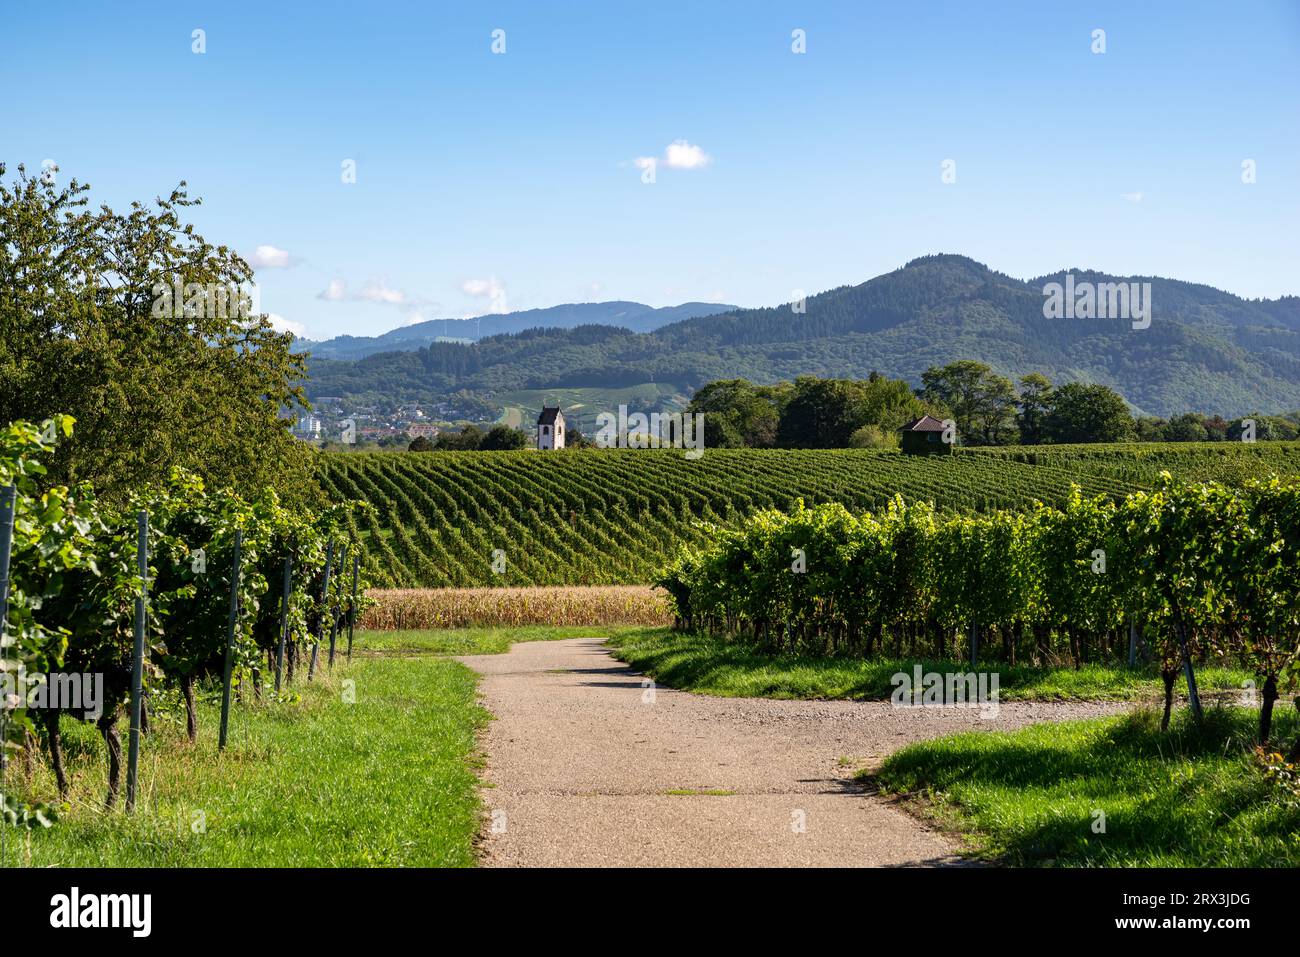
[
  {"xmin": 1, "ymin": 417, "xmax": 370, "ymax": 833},
  {"xmin": 656, "ymin": 477, "xmax": 1300, "ymax": 748},
  {"xmin": 319, "ymin": 444, "xmax": 1300, "ymax": 588}
]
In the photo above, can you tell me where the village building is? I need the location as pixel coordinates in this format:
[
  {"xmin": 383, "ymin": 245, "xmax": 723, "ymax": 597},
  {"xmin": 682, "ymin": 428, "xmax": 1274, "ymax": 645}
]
[
  {"xmin": 537, "ymin": 406, "xmax": 565, "ymax": 450},
  {"xmin": 406, "ymin": 422, "xmax": 440, "ymax": 439},
  {"xmin": 900, "ymin": 415, "xmax": 952, "ymax": 455}
]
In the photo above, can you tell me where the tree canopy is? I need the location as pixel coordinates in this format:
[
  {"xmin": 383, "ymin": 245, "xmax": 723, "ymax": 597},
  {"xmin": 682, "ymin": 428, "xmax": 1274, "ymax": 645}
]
[{"xmin": 0, "ymin": 163, "xmax": 315, "ymax": 503}]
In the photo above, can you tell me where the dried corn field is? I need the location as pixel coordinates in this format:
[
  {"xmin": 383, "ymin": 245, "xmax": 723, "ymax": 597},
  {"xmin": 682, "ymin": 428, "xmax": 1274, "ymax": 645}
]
[{"xmin": 359, "ymin": 585, "xmax": 672, "ymax": 630}]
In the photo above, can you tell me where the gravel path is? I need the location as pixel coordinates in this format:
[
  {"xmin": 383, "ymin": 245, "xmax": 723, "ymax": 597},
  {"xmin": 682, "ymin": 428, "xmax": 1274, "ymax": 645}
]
[{"xmin": 458, "ymin": 637, "xmax": 1130, "ymax": 868}]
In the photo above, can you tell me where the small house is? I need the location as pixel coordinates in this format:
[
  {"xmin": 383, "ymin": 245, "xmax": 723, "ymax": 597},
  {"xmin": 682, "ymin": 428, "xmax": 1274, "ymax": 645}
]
[
  {"xmin": 900, "ymin": 415, "xmax": 952, "ymax": 455},
  {"xmin": 537, "ymin": 406, "xmax": 566, "ymax": 450}
]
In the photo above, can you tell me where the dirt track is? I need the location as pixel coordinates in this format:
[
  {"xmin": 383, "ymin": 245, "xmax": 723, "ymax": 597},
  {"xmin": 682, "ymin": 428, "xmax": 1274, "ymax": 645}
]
[{"xmin": 458, "ymin": 637, "xmax": 1128, "ymax": 867}]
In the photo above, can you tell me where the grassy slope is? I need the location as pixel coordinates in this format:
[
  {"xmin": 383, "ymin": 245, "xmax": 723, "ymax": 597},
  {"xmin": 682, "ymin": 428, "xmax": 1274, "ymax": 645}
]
[
  {"xmin": 872, "ymin": 708, "xmax": 1300, "ymax": 867},
  {"xmin": 606, "ymin": 628, "xmax": 1252, "ymax": 701}
]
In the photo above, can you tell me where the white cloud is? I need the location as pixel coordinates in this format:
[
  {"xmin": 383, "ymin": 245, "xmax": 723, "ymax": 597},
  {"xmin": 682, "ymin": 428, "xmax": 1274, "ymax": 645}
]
[
  {"xmin": 246, "ymin": 244, "xmax": 297, "ymax": 268},
  {"xmin": 633, "ymin": 140, "xmax": 712, "ymax": 173},
  {"xmin": 1121, "ymin": 191, "xmax": 1144, "ymax": 204},
  {"xmin": 461, "ymin": 276, "xmax": 508, "ymax": 313},
  {"xmin": 266, "ymin": 313, "xmax": 306, "ymax": 336},
  {"xmin": 316, "ymin": 276, "xmax": 442, "ymax": 327},
  {"xmin": 354, "ymin": 280, "xmax": 408, "ymax": 305},
  {"xmin": 318, "ymin": 278, "xmax": 347, "ymax": 301},
  {"xmin": 316, "ymin": 277, "xmax": 409, "ymax": 305},
  {"xmin": 663, "ymin": 140, "xmax": 711, "ymax": 169}
]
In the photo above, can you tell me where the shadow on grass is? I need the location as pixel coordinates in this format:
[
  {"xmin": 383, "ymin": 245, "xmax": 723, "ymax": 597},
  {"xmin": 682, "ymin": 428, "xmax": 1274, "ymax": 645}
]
[
  {"xmin": 605, "ymin": 628, "xmax": 1251, "ymax": 702},
  {"xmin": 872, "ymin": 706, "xmax": 1300, "ymax": 867}
]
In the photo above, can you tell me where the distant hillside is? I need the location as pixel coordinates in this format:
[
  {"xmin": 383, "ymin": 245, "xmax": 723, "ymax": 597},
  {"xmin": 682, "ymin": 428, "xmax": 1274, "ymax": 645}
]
[
  {"xmin": 305, "ymin": 255, "xmax": 1300, "ymax": 418},
  {"xmin": 298, "ymin": 300, "xmax": 737, "ymax": 359}
]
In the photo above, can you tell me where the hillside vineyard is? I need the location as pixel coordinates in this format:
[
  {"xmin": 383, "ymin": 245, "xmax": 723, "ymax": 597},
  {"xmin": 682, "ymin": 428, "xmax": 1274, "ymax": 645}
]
[{"xmin": 319, "ymin": 444, "xmax": 1300, "ymax": 587}]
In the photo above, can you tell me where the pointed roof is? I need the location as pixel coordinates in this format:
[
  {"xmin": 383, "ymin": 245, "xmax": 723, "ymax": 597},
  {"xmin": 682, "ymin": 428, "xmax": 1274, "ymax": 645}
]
[
  {"xmin": 900, "ymin": 415, "xmax": 947, "ymax": 432},
  {"xmin": 537, "ymin": 406, "xmax": 563, "ymax": 426}
]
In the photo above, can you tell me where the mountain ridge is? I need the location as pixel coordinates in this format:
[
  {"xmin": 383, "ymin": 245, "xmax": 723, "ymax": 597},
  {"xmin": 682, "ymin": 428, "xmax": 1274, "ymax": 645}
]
[
  {"xmin": 303, "ymin": 255, "xmax": 1300, "ymax": 418},
  {"xmin": 298, "ymin": 300, "xmax": 738, "ymax": 360}
]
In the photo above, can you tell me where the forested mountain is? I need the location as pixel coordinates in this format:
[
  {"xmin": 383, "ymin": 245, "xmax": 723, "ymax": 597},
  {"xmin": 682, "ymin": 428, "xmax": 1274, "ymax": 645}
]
[
  {"xmin": 298, "ymin": 300, "xmax": 736, "ymax": 359},
  {"xmin": 305, "ymin": 255, "xmax": 1300, "ymax": 417}
]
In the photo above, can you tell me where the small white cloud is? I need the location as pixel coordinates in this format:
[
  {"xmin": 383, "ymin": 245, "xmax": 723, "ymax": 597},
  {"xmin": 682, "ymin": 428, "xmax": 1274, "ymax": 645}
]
[
  {"xmin": 462, "ymin": 276, "xmax": 508, "ymax": 313},
  {"xmin": 266, "ymin": 313, "xmax": 306, "ymax": 336},
  {"xmin": 317, "ymin": 277, "xmax": 408, "ymax": 305},
  {"xmin": 354, "ymin": 280, "xmax": 408, "ymax": 305},
  {"xmin": 318, "ymin": 278, "xmax": 347, "ymax": 301},
  {"xmin": 247, "ymin": 244, "xmax": 296, "ymax": 268},
  {"xmin": 1121, "ymin": 191, "xmax": 1144, "ymax": 204},
  {"xmin": 633, "ymin": 141, "xmax": 712, "ymax": 173},
  {"xmin": 663, "ymin": 140, "xmax": 711, "ymax": 169}
]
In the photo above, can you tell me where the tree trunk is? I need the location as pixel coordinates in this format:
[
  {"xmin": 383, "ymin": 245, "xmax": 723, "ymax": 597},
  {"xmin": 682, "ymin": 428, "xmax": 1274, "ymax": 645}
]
[
  {"xmin": 1287, "ymin": 698, "xmax": 1300, "ymax": 763},
  {"xmin": 1259, "ymin": 675, "xmax": 1279, "ymax": 745},
  {"xmin": 1034, "ymin": 622, "xmax": 1050, "ymax": 665},
  {"xmin": 99, "ymin": 712, "xmax": 122, "ymax": 810},
  {"xmin": 1173, "ymin": 618, "xmax": 1203, "ymax": 725},
  {"xmin": 181, "ymin": 673, "xmax": 198, "ymax": 742},
  {"xmin": 43, "ymin": 711, "xmax": 69, "ymax": 798},
  {"xmin": 1161, "ymin": 670, "xmax": 1177, "ymax": 732}
]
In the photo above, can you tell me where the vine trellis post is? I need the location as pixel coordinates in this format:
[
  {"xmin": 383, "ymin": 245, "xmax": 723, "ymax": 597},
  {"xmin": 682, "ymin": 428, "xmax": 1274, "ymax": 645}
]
[
  {"xmin": 126, "ymin": 510, "xmax": 148, "ymax": 811},
  {"xmin": 218, "ymin": 529, "xmax": 243, "ymax": 751},
  {"xmin": 0, "ymin": 485, "xmax": 17, "ymax": 859}
]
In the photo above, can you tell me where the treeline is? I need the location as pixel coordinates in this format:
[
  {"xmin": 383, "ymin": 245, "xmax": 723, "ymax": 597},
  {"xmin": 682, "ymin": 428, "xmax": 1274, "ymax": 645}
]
[
  {"xmin": 686, "ymin": 363, "xmax": 1299, "ymax": 449},
  {"xmin": 658, "ymin": 476, "xmax": 1300, "ymax": 750}
]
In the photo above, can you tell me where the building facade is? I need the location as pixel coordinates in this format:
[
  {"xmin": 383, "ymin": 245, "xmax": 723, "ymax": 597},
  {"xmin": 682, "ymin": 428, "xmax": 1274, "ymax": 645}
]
[{"xmin": 537, "ymin": 406, "xmax": 566, "ymax": 450}]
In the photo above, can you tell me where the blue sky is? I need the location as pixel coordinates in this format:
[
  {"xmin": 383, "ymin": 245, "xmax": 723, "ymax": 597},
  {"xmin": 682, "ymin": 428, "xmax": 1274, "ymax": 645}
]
[{"xmin": 3, "ymin": 0, "xmax": 1297, "ymax": 340}]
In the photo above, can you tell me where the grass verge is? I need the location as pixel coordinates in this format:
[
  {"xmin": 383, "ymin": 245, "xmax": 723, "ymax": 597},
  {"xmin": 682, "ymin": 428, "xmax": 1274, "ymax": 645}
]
[
  {"xmin": 14, "ymin": 655, "xmax": 486, "ymax": 867},
  {"xmin": 870, "ymin": 707, "xmax": 1300, "ymax": 867},
  {"xmin": 606, "ymin": 628, "xmax": 1253, "ymax": 701}
]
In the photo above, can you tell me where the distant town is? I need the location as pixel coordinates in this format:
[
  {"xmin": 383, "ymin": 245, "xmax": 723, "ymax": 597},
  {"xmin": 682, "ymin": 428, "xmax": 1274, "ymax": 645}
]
[{"xmin": 292, "ymin": 397, "xmax": 450, "ymax": 448}]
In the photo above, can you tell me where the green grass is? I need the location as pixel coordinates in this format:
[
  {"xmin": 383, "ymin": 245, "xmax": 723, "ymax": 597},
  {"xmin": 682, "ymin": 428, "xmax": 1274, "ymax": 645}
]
[
  {"xmin": 12, "ymin": 625, "xmax": 609, "ymax": 866},
  {"xmin": 17, "ymin": 655, "xmax": 487, "ymax": 867},
  {"xmin": 871, "ymin": 707, "xmax": 1300, "ymax": 867},
  {"xmin": 355, "ymin": 624, "xmax": 646, "ymax": 656},
  {"xmin": 606, "ymin": 628, "xmax": 1254, "ymax": 701}
]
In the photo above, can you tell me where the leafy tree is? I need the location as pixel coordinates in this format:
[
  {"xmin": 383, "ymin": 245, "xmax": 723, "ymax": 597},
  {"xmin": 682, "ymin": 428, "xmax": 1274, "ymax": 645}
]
[
  {"xmin": 920, "ymin": 361, "xmax": 1018, "ymax": 446},
  {"xmin": 1135, "ymin": 417, "xmax": 1169, "ymax": 441},
  {"xmin": 1165, "ymin": 413, "xmax": 1209, "ymax": 442},
  {"xmin": 480, "ymin": 425, "xmax": 528, "ymax": 450},
  {"xmin": 434, "ymin": 425, "xmax": 484, "ymax": 450},
  {"xmin": 1016, "ymin": 373, "xmax": 1054, "ymax": 445},
  {"xmin": 0, "ymin": 163, "xmax": 315, "ymax": 504},
  {"xmin": 686, "ymin": 378, "xmax": 786, "ymax": 448},
  {"xmin": 1042, "ymin": 383, "xmax": 1135, "ymax": 444},
  {"xmin": 848, "ymin": 424, "xmax": 898, "ymax": 449},
  {"xmin": 776, "ymin": 374, "xmax": 928, "ymax": 448},
  {"xmin": 408, "ymin": 435, "xmax": 434, "ymax": 452}
]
